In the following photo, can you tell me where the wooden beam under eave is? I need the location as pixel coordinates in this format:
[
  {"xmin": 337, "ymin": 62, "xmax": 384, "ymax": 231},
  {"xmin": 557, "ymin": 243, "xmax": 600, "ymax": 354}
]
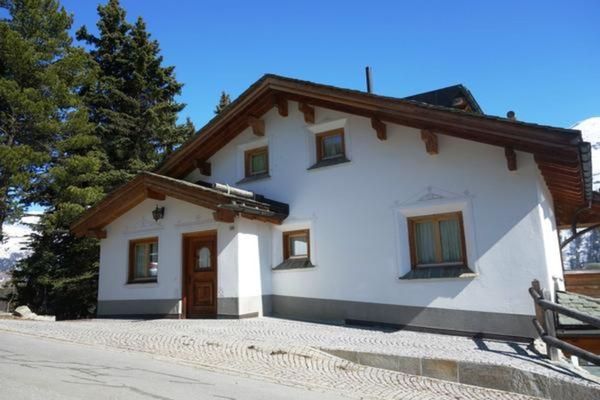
[
  {"xmin": 298, "ymin": 102, "xmax": 315, "ymax": 124},
  {"xmin": 371, "ymin": 118, "xmax": 387, "ymax": 141},
  {"xmin": 213, "ymin": 208, "xmax": 236, "ymax": 223},
  {"xmin": 505, "ymin": 147, "xmax": 517, "ymax": 171},
  {"xmin": 276, "ymin": 97, "xmax": 288, "ymax": 117},
  {"xmin": 194, "ymin": 160, "xmax": 212, "ymax": 176},
  {"xmin": 420, "ymin": 129, "xmax": 438, "ymax": 155},
  {"xmin": 86, "ymin": 229, "xmax": 107, "ymax": 239},
  {"xmin": 247, "ymin": 116, "xmax": 265, "ymax": 136},
  {"xmin": 145, "ymin": 188, "xmax": 166, "ymax": 200}
]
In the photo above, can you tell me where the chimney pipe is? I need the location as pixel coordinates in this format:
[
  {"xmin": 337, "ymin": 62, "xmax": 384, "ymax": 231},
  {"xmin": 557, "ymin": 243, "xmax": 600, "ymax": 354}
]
[{"xmin": 365, "ymin": 66, "xmax": 373, "ymax": 94}]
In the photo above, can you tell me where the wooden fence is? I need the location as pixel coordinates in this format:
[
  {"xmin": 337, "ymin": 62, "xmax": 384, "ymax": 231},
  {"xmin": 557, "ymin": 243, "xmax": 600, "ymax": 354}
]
[
  {"xmin": 529, "ymin": 280, "xmax": 600, "ymax": 365},
  {"xmin": 564, "ymin": 271, "xmax": 600, "ymax": 298}
]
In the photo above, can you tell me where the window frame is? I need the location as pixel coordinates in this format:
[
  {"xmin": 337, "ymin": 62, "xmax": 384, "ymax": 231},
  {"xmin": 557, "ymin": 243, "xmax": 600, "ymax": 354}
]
[
  {"xmin": 244, "ymin": 146, "xmax": 269, "ymax": 178},
  {"xmin": 315, "ymin": 128, "xmax": 346, "ymax": 162},
  {"xmin": 283, "ymin": 229, "xmax": 310, "ymax": 261},
  {"xmin": 407, "ymin": 211, "xmax": 467, "ymax": 269},
  {"xmin": 128, "ymin": 237, "xmax": 159, "ymax": 284}
]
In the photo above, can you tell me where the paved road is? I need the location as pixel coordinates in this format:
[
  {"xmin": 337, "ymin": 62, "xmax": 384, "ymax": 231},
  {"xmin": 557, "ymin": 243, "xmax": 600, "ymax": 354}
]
[{"xmin": 0, "ymin": 331, "xmax": 349, "ymax": 400}]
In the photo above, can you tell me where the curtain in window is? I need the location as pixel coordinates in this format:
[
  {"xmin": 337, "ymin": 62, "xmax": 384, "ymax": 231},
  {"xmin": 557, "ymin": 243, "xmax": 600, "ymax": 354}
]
[
  {"xmin": 415, "ymin": 222, "xmax": 436, "ymax": 264},
  {"xmin": 251, "ymin": 153, "xmax": 266, "ymax": 173},
  {"xmin": 135, "ymin": 244, "xmax": 146, "ymax": 278},
  {"xmin": 290, "ymin": 236, "xmax": 308, "ymax": 257},
  {"xmin": 323, "ymin": 136, "xmax": 342, "ymax": 158},
  {"xmin": 440, "ymin": 219, "xmax": 462, "ymax": 262}
]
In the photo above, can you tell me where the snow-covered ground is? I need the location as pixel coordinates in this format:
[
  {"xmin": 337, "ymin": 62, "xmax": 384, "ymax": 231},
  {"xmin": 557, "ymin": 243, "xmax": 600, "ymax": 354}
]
[{"xmin": 0, "ymin": 214, "xmax": 40, "ymax": 283}]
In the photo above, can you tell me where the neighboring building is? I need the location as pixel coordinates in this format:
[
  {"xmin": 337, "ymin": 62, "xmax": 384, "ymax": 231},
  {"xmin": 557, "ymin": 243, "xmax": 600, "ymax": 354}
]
[{"xmin": 72, "ymin": 75, "xmax": 595, "ymax": 339}]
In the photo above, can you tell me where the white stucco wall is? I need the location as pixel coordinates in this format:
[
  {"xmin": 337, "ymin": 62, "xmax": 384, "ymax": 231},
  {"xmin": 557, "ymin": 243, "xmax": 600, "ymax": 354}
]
[
  {"xmin": 183, "ymin": 102, "xmax": 564, "ymax": 317},
  {"xmin": 98, "ymin": 197, "xmax": 239, "ymax": 312}
]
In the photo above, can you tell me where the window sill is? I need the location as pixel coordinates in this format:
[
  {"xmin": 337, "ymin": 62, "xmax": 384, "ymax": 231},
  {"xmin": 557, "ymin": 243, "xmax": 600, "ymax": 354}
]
[
  {"xmin": 236, "ymin": 173, "xmax": 271, "ymax": 184},
  {"xmin": 272, "ymin": 258, "xmax": 315, "ymax": 271},
  {"xmin": 399, "ymin": 266, "xmax": 476, "ymax": 280},
  {"xmin": 126, "ymin": 280, "xmax": 158, "ymax": 285},
  {"xmin": 307, "ymin": 157, "xmax": 350, "ymax": 171}
]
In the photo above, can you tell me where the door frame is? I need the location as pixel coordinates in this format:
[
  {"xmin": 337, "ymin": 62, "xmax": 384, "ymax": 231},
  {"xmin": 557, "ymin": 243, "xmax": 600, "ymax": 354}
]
[{"xmin": 181, "ymin": 230, "xmax": 218, "ymax": 319}]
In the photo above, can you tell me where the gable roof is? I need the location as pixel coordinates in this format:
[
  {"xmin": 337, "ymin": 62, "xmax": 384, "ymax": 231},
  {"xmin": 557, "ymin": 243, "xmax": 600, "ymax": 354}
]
[
  {"xmin": 155, "ymin": 74, "xmax": 592, "ymax": 225},
  {"xmin": 71, "ymin": 172, "xmax": 289, "ymax": 237},
  {"xmin": 404, "ymin": 84, "xmax": 483, "ymax": 114}
]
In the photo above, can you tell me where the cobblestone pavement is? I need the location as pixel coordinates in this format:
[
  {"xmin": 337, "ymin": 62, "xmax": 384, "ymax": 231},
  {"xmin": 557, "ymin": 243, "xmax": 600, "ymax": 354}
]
[{"xmin": 0, "ymin": 318, "xmax": 592, "ymax": 399}]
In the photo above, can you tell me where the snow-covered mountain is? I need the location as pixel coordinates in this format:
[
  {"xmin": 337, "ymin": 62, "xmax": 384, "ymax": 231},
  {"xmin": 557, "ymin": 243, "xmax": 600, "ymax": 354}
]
[
  {"xmin": 561, "ymin": 117, "xmax": 600, "ymax": 270},
  {"xmin": 573, "ymin": 117, "xmax": 600, "ymax": 191},
  {"xmin": 0, "ymin": 214, "xmax": 40, "ymax": 273}
]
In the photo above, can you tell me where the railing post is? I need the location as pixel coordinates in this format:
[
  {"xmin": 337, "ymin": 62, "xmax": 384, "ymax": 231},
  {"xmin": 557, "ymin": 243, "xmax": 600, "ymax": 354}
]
[
  {"xmin": 542, "ymin": 288, "xmax": 561, "ymax": 361},
  {"xmin": 531, "ymin": 280, "xmax": 544, "ymax": 325}
]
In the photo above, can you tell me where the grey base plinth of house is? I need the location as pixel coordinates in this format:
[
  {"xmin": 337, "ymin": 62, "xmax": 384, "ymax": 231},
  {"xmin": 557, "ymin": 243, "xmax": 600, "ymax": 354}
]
[
  {"xmin": 97, "ymin": 299, "xmax": 180, "ymax": 318},
  {"xmin": 268, "ymin": 295, "xmax": 538, "ymax": 339},
  {"xmin": 324, "ymin": 349, "xmax": 599, "ymax": 400}
]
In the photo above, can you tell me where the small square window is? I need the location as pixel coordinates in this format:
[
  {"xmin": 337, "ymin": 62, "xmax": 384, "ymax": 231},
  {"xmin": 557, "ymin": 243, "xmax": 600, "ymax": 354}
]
[
  {"xmin": 407, "ymin": 212, "xmax": 466, "ymax": 268},
  {"xmin": 283, "ymin": 230, "xmax": 310, "ymax": 260},
  {"xmin": 128, "ymin": 238, "xmax": 159, "ymax": 283},
  {"xmin": 244, "ymin": 146, "xmax": 269, "ymax": 177},
  {"xmin": 316, "ymin": 129, "xmax": 345, "ymax": 162}
]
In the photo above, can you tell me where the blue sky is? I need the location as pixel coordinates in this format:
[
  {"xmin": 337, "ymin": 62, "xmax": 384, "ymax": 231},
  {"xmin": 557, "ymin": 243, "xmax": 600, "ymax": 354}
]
[{"xmin": 59, "ymin": 0, "xmax": 600, "ymax": 130}]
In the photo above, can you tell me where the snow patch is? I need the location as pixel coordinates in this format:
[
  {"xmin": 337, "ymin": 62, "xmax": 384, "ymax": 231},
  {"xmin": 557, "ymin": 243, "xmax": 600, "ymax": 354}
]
[{"xmin": 0, "ymin": 214, "xmax": 41, "ymax": 273}]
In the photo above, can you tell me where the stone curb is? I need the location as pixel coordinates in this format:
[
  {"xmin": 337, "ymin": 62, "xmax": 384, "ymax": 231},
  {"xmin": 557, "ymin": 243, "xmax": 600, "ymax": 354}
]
[{"xmin": 322, "ymin": 349, "xmax": 600, "ymax": 400}]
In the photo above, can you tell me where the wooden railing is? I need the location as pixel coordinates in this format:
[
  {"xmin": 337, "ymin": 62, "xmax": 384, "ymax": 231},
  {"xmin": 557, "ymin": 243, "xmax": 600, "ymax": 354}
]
[{"xmin": 529, "ymin": 280, "xmax": 600, "ymax": 365}]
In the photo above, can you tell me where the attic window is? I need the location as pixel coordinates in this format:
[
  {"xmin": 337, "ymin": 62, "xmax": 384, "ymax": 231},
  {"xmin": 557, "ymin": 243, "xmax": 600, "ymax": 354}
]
[
  {"xmin": 244, "ymin": 146, "xmax": 269, "ymax": 177},
  {"xmin": 316, "ymin": 129, "xmax": 345, "ymax": 162}
]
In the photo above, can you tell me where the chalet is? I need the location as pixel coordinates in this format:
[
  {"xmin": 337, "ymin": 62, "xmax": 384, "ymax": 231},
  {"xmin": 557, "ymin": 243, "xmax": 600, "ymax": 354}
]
[{"xmin": 72, "ymin": 74, "xmax": 596, "ymax": 339}]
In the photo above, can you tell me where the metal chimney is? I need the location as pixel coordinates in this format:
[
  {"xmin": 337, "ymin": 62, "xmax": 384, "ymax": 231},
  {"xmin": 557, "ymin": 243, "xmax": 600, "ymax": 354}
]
[{"xmin": 365, "ymin": 66, "xmax": 373, "ymax": 93}]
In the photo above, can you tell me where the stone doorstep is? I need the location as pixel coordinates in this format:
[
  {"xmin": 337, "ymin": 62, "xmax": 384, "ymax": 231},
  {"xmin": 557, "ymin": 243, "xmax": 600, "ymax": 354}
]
[{"xmin": 322, "ymin": 349, "xmax": 600, "ymax": 400}]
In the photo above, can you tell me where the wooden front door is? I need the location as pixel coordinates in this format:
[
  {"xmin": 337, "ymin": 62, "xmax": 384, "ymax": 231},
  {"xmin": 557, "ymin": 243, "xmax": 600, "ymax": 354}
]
[{"xmin": 183, "ymin": 232, "xmax": 217, "ymax": 318}]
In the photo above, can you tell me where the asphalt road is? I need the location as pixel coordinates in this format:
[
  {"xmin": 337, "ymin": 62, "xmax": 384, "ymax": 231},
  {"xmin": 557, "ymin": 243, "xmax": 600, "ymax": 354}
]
[{"xmin": 0, "ymin": 331, "xmax": 349, "ymax": 400}]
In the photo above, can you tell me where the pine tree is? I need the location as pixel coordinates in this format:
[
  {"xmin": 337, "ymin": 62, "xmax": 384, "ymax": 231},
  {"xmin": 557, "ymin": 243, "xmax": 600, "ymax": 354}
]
[
  {"xmin": 214, "ymin": 91, "xmax": 231, "ymax": 114},
  {"xmin": 76, "ymin": 0, "xmax": 194, "ymax": 181},
  {"xmin": 14, "ymin": 0, "xmax": 195, "ymax": 318},
  {"xmin": 0, "ymin": 0, "xmax": 87, "ymax": 241},
  {"xmin": 4, "ymin": 0, "xmax": 105, "ymax": 318}
]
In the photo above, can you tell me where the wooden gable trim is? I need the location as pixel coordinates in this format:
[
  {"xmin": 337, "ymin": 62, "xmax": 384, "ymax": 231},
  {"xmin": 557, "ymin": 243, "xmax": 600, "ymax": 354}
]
[
  {"xmin": 213, "ymin": 208, "xmax": 236, "ymax": 223},
  {"xmin": 420, "ymin": 129, "xmax": 438, "ymax": 155},
  {"xmin": 247, "ymin": 116, "xmax": 265, "ymax": 136},
  {"xmin": 70, "ymin": 173, "xmax": 286, "ymax": 237},
  {"xmin": 298, "ymin": 102, "xmax": 315, "ymax": 124},
  {"xmin": 194, "ymin": 160, "xmax": 212, "ymax": 176},
  {"xmin": 505, "ymin": 147, "xmax": 517, "ymax": 171},
  {"xmin": 152, "ymin": 75, "xmax": 588, "ymax": 224},
  {"xmin": 145, "ymin": 188, "xmax": 166, "ymax": 200},
  {"xmin": 275, "ymin": 97, "xmax": 288, "ymax": 117},
  {"xmin": 371, "ymin": 118, "xmax": 387, "ymax": 141}
]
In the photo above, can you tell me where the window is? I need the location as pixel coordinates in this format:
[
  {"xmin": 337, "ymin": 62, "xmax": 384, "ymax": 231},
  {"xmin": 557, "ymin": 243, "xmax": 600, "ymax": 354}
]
[
  {"xmin": 407, "ymin": 212, "xmax": 466, "ymax": 268},
  {"xmin": 283, "ymin": 229, "xmax": 310, "ymax": 260},
  {"xmin": 128, "ymin": 237, "xmax": 159, "ymax": 283},
  {"xmin": 244, "ymin": 146, "xmax": 269, "ymax": 177},
  {"xmin": 316, "ymin": 129, "xmax": 345, "ymax": 162}
]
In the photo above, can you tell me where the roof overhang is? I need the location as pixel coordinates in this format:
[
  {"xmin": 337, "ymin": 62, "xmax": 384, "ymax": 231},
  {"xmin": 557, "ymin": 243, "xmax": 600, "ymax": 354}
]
[
  {"xmin": 155, "ymin": 74, "xmax": 592, "ymax": 225},
  {"xmin": 71, "ymin": 172, "xmax": 289, "ymax": 238}
]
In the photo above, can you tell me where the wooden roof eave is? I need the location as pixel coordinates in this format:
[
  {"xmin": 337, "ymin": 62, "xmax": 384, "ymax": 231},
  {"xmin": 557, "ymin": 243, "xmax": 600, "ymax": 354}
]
[
  {"xmin": 157, "ymin": 75, "xmax": 583, "ymax": 181},
  {"xmin": 152, "ymin": 74, "xmax": 590, "ymax": 226},
  {"xmin": 70, "ymin": 172, "xmax": 287, "ymax": 237}
]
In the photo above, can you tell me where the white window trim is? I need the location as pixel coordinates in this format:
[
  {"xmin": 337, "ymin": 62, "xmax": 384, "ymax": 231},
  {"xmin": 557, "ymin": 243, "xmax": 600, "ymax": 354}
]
[{"xmin": 393, "ymin": 196, "xmax": 479, "ymax": 277}]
